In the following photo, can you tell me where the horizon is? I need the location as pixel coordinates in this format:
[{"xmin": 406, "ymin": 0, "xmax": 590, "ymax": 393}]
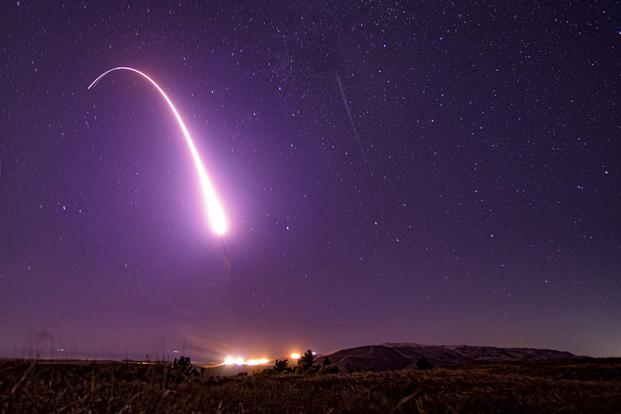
[{"xmin": 0, "ymin": 337, "xmax": 607, "ymax": 362}]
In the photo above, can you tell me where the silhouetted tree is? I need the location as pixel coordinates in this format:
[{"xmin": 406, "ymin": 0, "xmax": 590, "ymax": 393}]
[
  {"xmin": 273, "ymin": 359, "xmax": 290, "ymax": 373},
  {"xmin": 298, "ymin": 350, "xmax": 317, "ymax": 371},
  {"xmin": 416, "ymin": 355, "xmax": 433, "ymax": 370}
]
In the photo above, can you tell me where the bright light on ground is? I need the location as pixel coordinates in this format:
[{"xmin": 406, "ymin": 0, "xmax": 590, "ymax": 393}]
[
  {"xmin": 223, "ymin": 356, "xmax": 270, "ymax": 366},
  {"xmin": 246, "ymin": 358, "xmax": 270, "ymax": 366},
  {"xmin": 290, "ymin": 352, "xmax": 301, "ymax": 360}
]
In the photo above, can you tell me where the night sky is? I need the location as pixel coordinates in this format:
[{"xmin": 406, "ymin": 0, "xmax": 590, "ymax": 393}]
[{"xmin": 1, "ymin": 1, "xmax": 620, "ymax": 361}]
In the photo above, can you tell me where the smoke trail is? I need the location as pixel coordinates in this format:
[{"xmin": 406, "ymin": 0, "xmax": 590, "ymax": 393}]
[
  {"xmin": 220, "ymin": 238, "xmax": 237, "ymax": 335},
  {"xmin": 88, "ymin": 67, "xmax": 227, "ymax": 236},
  {"xmin": 336, "ymin": 73, "xmax": 367, "ymax": 163}
]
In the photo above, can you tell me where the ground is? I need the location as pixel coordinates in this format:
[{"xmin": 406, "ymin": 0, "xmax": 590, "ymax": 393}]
[{"xmin": 1, "ymin": 358, "xmax": 620, "ymax": 413}]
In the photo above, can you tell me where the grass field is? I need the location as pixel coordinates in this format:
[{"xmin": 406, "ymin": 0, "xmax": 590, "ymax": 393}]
[{"xmin": 1, "ymin": 358, "xmax": 620, "ymax": 413}]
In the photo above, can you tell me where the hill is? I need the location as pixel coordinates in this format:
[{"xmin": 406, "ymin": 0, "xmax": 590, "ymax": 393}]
[{"xmin": 319, "ymin": 343, "xmax": 579, "ymax": 371}]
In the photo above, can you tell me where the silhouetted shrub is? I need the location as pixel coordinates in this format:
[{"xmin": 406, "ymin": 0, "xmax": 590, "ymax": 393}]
[
  {"xmin": 321, "ymin": 357, "xmax": 339, "ymax": 374},
  {"xmin": 173, "ymin": 356, "xmax": 195, "ymax": 376},
  {"xmin": 416, "ymin": 355, "xmax": 433, "ymax": 370},
  {"xmin": 273, "ymin": 359, "xmax": 290, "ymax": 373}
]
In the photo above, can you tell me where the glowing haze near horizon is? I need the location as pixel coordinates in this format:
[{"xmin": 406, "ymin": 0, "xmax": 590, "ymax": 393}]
[{"xmin": 0, "ymin": 1, "xmax": 619, "ymax": 360}]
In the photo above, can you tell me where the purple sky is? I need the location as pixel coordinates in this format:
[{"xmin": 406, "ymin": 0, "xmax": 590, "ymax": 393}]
[{"xmin": 1, "ymin": 1, "xmax": 620, "ymax": 361}]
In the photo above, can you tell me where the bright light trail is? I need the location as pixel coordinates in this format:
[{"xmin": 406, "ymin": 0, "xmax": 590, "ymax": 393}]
[{"xmin": 88, "ymin": 67, "xmax": 228, "ymax": 235}]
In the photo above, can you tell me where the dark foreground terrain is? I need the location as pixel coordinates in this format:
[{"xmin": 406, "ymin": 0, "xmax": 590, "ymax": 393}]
[{"xmin": 1, "ymin": 358, "xmax": 620, "ymax": 413}]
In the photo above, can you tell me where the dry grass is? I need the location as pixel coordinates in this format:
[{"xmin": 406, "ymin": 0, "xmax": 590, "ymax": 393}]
[{"xmin": 1, "ymin": 358, "xmax": 620, "ymax": 413}]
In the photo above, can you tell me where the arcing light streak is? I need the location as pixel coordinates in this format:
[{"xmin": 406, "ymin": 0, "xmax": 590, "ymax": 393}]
[{"xmin": 88, "ymin": 67, "xmax": 227, "ymax": 235}]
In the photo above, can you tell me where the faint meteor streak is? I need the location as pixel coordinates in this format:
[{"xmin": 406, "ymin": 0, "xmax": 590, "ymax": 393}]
[
  {"xmin": 88, "ymin": 67, "xmax": 227, "ymax": 235},
  {"xmin": 336, "ymin": 73, "xmax": 367, "ymax": 162}
]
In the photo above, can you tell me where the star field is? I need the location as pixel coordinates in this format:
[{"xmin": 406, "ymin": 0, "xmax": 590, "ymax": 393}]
[{"xmin": 0, "ymin": 1, "xmax": 619, "ymax": 359}]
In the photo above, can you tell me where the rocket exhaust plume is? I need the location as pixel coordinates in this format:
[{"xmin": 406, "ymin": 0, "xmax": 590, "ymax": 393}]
[{"xmin": 88, "ymin": 67, "xmax": 228, "ymax": 236}]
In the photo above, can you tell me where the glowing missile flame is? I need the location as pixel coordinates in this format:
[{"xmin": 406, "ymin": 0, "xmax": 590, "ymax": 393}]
[
  {"xmin": 290, "ymin": 352, "xmax": 301, "ymax": 360},
  {"xmin": 88, "ymin": 67, "xmax": 227, "ymax": 235}
]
